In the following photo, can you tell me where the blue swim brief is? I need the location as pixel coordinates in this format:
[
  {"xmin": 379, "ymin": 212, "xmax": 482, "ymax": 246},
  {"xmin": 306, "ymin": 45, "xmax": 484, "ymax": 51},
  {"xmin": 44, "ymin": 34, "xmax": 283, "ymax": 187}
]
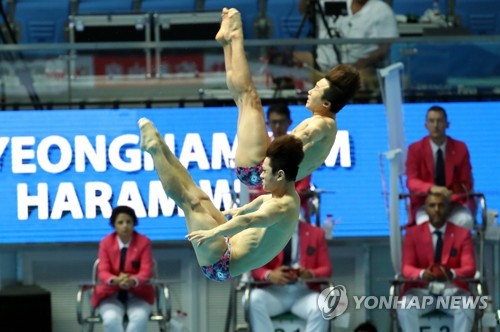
[
  {"xmin": 235, "ymin": 163, "xmax": 263, "ymax": 188},
  {"xmin": 200, "ymin": 239, "xmax": 232, "ymax": 282}
]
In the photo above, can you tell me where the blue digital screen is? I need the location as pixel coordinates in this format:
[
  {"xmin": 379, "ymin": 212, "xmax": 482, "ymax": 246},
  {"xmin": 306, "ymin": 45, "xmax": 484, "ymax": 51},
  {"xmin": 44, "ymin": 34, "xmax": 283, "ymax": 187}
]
[{"xmin": 0, "ymin": 102, "xmax": 498, "ymax": 244}]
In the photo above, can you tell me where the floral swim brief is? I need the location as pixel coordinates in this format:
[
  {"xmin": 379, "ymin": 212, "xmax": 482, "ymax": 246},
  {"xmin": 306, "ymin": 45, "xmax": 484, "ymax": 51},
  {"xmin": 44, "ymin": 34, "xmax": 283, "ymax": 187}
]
[
  {"xmin": 235, "ymin": 163, "xmax": 263, "ymax": 188},
  {"xmin": 200, "ymin": 238, "xmax": 232, "ymax": 282}
]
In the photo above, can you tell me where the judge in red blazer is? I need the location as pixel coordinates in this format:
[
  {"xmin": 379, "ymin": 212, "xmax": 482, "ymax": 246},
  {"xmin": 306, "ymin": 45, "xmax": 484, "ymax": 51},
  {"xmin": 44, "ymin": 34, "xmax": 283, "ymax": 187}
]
[
  {"xmin": 249, "ymin": 221, "xmax": 332, "ymax": 332},
  {"xmin": 405, "ymin": 105, "xmax": 474, "ymax": 228},
  {"xmin": 397, "ymin": 193, "xmax": 476, "ymax": 332},
  {"xmin": 92, "ymin": 206, "xmax": 155, "ymax": 332}
]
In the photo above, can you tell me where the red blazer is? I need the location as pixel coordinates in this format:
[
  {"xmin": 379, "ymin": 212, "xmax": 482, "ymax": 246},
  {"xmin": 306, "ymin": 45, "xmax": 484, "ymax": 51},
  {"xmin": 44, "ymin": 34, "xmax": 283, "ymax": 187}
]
[
  {"xmin": 401, "ymin": 222, "xmax": 476, "ymax": 294},
  {"xmin": 406, "ymin": 136, "xmax": 473, "ymax": 224},
  {"xmin": 92, "ymin": 231, "xmax": 155, "ymax": 308},
  {"xmin": 295, "ymin": 175, "xmax": 312, "ymax": 208},
  {"xmin": 252, "ymin": 222, "xmax": 332, "ymax": 292}
]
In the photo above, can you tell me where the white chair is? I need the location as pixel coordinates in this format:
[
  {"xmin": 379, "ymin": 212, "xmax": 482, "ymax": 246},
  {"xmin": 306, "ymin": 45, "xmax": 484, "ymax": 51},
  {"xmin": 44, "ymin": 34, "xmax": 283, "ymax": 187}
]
[
  {"xmin": 241, "ymin": 277, "xmax": 335, "ymax": 332},
  {"xmin": 76, "ymin": 258, "xmax": 171, "ymax": 332},
  {"xmin": 389, "ymin": 193, "xmax": 492, "ymax": 332}
]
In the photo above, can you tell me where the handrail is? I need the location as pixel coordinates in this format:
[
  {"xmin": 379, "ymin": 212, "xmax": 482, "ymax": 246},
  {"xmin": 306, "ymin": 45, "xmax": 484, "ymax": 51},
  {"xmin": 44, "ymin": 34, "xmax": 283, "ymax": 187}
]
[
  {"xmin": 0, "ymin": 96, "xmax": 307, "ymax": 111},
  {"xmin": 1, "ymin": 35, "xmax": 500, "ymax": 52}
]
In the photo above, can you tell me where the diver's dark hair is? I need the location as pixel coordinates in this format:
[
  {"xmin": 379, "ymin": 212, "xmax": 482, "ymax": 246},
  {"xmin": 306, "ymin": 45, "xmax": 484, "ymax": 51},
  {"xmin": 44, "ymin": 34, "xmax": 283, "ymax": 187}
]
[
  {"xmin": 266, "ymin": 135, "xmax": 304, "ymax": 181},
  {"xmin": 323, "ymin": 64, "xmax": 360, "ymax": 113}
]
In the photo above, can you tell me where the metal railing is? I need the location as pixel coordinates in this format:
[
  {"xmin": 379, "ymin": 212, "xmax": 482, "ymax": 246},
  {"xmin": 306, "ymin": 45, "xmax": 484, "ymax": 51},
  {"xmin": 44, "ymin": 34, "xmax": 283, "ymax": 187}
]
[{"xmin": 1, "ymin": 35, "xmax": 500, "ymax": 109}]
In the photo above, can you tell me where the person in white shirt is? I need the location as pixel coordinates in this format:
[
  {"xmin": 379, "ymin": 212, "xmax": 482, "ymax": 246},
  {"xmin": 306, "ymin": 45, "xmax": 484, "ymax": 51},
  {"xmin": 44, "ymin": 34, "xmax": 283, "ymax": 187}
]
[{"xmin": 298, "ymin": 0, "xmax": 398, "ymax": 91}]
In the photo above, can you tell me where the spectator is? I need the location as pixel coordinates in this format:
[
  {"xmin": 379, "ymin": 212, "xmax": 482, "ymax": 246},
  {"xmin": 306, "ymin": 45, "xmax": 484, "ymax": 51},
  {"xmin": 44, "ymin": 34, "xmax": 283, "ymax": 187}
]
[
  {"xmin": 297, "ymin": 0, "xmax": 398, "ymax": 91},
  {"xmin": 248, "ymin": 220, "xmax": 332, "ymax": 332},
  {"xmin": 406, "ymin": 105, "xmax": 474, "ymax": 229},
  {"xmin": 249, "ymin": 101, "xmax": 313, "ymax": 222},
  {"xmin": 397, "ymin": 193, "xmax": 476, "ymax": 332},
  {"xmin": 266, "ymin": 102, "xmax": 293, "ymax": 139},
  {"xmin": 91, "ymin": 206, "xmax": 155, "ymax": 332}
]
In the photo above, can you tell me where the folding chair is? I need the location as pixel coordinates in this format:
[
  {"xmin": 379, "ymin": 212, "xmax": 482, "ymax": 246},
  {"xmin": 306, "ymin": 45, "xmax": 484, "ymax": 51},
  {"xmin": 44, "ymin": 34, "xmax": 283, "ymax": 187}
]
[
  {"xmin": 240, "ymin": 277, "xmax": 335, "ymax": 332},
  {"xmin": 389, "ymin": 192, "xmax": 491, "ymax": 331},
  {"xmin": 76, "ymin": 258, "xmax": 171, "ymax": 332}
]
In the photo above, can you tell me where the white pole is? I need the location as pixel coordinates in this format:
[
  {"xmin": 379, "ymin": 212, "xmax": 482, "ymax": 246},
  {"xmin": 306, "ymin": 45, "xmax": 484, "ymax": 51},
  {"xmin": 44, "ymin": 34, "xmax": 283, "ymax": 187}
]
[{"xmin": 385, "ymin": 149, "xmax": 402, "ymax": 275}]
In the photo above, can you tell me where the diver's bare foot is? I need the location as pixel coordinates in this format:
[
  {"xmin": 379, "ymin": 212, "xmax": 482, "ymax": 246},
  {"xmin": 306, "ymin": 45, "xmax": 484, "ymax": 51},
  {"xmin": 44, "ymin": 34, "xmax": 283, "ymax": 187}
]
[
  {"xmin": 227, "ymin": 8, "xmax": 243, "ymax": 40},
  {"xmin": 215, "ymin": 8, "xmax": 230, "ymax": 45},
  {"xmin": 138, "ymin": 118, "xmax": 161, "ymax": 154}
]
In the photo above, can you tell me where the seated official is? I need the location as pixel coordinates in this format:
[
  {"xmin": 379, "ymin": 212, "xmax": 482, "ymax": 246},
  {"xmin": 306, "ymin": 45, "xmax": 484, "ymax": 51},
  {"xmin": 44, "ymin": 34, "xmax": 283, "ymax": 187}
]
[
  {"xmin": 248, "ymin": 221, "xmax": 332, "ymax": 332},
  {"xmin": 406, "ymin": 105, "xmax": 474, "ymax": 229},
  {"xmin": 91, "ymin": 206, "xmax": 155, "ymax": 332},
  {"xmin": 397, "ymin": 193, "xmax": 476, "ymax": 332}
]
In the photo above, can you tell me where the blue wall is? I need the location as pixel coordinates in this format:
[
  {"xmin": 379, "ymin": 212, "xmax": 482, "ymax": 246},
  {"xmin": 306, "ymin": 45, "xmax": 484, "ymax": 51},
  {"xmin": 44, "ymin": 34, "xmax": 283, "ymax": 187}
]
[{"xmin": 0, "ymin": 101, "xmax": 498, "ymax": 243}]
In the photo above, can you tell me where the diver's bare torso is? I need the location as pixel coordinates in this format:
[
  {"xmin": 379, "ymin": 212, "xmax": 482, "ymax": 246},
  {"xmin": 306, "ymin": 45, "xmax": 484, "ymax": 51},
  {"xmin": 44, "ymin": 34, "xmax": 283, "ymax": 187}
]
[
  {"xmin": 292, "ymin": 115, "xmax": 337, "ymax": 180},
  {"xmin": 229, "ymin": 193, "xmax": 300, "ymax": 277}
]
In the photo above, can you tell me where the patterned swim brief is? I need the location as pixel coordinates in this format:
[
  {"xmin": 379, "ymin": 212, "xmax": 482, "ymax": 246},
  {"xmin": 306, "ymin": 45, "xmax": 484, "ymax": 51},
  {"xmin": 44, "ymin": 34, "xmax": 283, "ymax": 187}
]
[
  {"xmin": 200, "ymin": 238, "xmax": 232, "ymax": 282},
  {"xmin": 235, "ymin": 163, "xmax": 263, "ymax": 188}
]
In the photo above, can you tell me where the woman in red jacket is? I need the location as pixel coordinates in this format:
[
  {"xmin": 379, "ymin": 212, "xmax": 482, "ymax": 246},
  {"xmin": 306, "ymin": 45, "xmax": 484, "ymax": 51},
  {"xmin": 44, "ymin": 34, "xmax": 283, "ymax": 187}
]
[{"xmin": 91, "ymin": 206, "xmax": 155, "ymax": 332}]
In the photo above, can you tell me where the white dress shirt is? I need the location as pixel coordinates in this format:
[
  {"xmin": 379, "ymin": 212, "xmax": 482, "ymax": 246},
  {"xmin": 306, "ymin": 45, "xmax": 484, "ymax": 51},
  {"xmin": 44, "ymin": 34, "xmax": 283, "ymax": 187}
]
[
  {"xmin": 429, "ymin": 139, "xmax": 447, "ymax": 166},
  {"xmin": 316, "ymin": 0, "xmax": 399, "ymax": 70}
]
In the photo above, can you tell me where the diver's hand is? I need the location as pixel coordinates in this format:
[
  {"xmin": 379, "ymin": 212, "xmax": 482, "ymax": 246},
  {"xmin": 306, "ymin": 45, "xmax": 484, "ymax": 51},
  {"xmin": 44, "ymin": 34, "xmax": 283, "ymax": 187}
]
[{"xmin": 186, "ymin": 229, "xmax": 218, "ymax": 246}]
